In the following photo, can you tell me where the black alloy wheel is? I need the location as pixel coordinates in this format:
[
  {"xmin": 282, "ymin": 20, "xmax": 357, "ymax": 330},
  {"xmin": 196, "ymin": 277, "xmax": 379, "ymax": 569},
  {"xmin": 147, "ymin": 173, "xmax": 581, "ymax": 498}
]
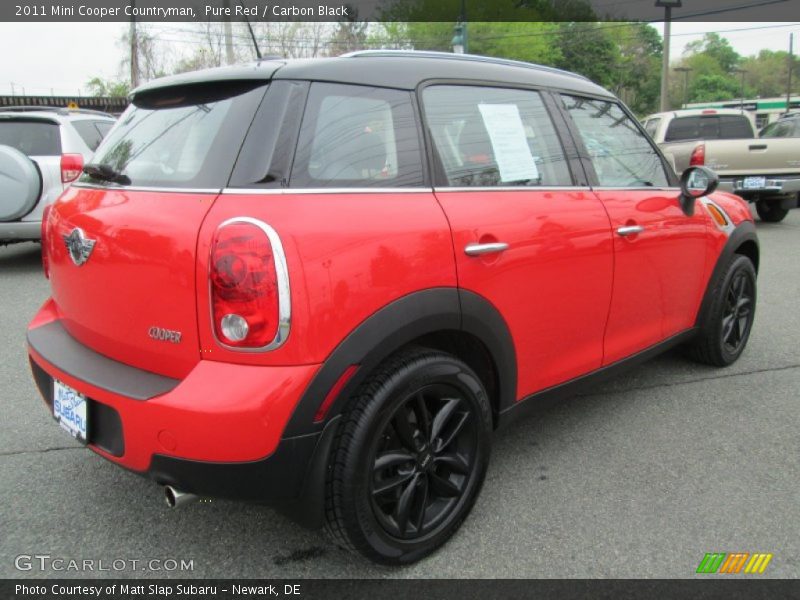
[
  {"xmin": 324, "ymin": 349, "xmax": 492, "ymax": 565},
  {"xmin": 369, "ymin": 383, "xmax": 477, "ymax": 540},
  {"xmin": 720, "ymin": 269, "xmax": 755, "ymax": 356},
  {"xmin": 686, "ymin": 254, "xmax": 757, "ymax": 367}
]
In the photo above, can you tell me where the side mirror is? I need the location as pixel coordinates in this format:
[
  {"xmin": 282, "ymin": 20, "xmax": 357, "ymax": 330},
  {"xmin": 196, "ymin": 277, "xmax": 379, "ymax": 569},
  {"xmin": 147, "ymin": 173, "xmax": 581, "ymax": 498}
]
[{"xmin": 679, "ymin": 166, "xmax": 719, "ymax": 216}]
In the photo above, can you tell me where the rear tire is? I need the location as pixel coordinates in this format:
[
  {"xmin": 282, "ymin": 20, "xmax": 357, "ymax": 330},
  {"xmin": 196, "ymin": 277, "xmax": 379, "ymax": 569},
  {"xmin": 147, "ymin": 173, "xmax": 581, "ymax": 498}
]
[
  {"xmin": 755, "ymin": 200, "xmax": 789, "ymax": 223},
  {"xmin": 686, "ymin": 254, "xmax": 756, "ymax": 367},
  {"xmin": 324, "ymin": 348, "xmax": 492, "ymax": 565}
]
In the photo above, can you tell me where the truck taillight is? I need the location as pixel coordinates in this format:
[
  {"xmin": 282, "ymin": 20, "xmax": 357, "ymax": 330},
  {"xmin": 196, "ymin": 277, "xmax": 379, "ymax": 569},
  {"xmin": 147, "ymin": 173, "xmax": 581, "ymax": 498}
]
[
  {"xmin": 41, "ymin": 204, "xmax": 52, "ymax": 278},
  {"xmin": 60, "ymin": 153, "xmax": 83, "ymax": 183},
  {"xmin": 209, "ymin": 218, "xmax": 290, "ymax": 350},
  {"xmin": 690, "ymin": 144, "xmax": 705, "ymax": 166}
]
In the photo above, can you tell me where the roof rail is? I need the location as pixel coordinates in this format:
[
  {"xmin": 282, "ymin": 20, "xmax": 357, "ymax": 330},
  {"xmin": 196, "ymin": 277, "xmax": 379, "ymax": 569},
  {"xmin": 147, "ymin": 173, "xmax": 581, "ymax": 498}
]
[
  {"xmin": 342, "ymin": 49, "xmax": 590, "ymax": 82},
  {"xmin": 0, "ymin": 105, "xmax": 116, "ymax": 118}
]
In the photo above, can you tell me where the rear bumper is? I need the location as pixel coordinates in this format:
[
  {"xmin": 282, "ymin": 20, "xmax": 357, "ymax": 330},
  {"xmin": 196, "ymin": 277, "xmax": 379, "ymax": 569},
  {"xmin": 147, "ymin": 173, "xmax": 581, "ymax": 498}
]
[
  {"xmin": 718, "ymin": 176, "xmax": 800, "ymax": 199},
  {"xmin": 27, "ymin": 303, "xmax": 330, "ymax": 525},
  {"xmin": 0, "ymin": 220, "xmax": 40, "ymax": 241}
]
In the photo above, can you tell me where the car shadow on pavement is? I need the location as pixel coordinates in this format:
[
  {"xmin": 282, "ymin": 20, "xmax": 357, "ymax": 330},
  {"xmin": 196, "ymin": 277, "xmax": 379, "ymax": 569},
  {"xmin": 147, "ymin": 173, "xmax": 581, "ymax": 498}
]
[{"xmin": 0, "ymin": 242, "xmax": 42, "ymax": 274}]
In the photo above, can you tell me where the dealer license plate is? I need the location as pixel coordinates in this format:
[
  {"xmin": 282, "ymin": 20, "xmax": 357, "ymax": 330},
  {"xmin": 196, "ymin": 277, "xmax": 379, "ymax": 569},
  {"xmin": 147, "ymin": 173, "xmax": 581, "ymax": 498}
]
[
  {"xmin": 53, "ymin": 379, "xmax": 88, "ymax": 444},
  {"xmin": 742, "ymin": 176, "xmax": 766, "ymax": 190}
]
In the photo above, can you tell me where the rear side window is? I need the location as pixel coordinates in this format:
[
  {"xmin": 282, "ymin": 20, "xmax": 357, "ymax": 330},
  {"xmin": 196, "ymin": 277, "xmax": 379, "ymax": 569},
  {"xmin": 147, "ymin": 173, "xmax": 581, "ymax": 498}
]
[
  {"xmin": 563, "ymin": 96, "xmax": 670, "ymax": 188},
  {"xmin": 0, "ymin": 119, "xmax": 61, "ymax": 156},
  {"xmin": 81, "ymin": 82, "xmax": 267, "ymax": 189},
  {"xmin": 290, "ymin": 83, "xmax": 424, "ymax": 188},
  {"xmin": 664, "ymin": 115, "xmax": 754, "ymax": 142},
  {"xmin": 72, "ymin": 120, "xmax": 113, "ymax": 151},
  {"xmin": 422, "ymin": 85, "xmax": 572, "ymax": 187}
]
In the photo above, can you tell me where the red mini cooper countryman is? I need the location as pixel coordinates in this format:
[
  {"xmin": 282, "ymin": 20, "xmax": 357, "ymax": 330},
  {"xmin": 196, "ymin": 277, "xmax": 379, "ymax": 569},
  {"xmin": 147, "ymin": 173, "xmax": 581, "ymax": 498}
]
[{"xmin": 28, "ymin": 51, "xmax": 758, "ymax": 564}]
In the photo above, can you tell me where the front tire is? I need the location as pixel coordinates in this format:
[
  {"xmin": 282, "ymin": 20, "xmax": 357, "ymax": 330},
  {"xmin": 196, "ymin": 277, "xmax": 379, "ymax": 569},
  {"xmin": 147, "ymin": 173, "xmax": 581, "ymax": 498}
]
[
  {"xmin": 687, "ymin": 254, "xmax": 757, "ymax": 367},
  {"xmin": 755, "ymin": 200, "xmax": 789, "ymax": 223},
  {"xmin": 324, "ymin": 349, "xmax": 492, "ymax": 565}
]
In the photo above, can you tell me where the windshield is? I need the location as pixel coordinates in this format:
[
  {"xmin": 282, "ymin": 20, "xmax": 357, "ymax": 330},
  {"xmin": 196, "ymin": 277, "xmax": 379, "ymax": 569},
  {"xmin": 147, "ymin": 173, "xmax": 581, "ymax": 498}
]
[{"xmin": 81, "ymin": 83, "xmax": 267, "ymax": 188}]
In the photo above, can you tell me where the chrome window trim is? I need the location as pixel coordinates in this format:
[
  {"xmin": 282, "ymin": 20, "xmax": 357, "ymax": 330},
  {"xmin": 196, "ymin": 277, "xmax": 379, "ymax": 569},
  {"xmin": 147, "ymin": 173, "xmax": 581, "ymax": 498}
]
[
  {"xmin": 209, "ymin": 216, "xmax": 291, "ymax": 353},
  {"xmin": 221, "ymin": 187, "xmax": 432, "ymax": 195},
  {"xmin": 434, "ymin": 186, "xmax": 588, "ymax": 192},
  {"xmin": 72, "ymin": 182, "xmax": 221, "ymax": 194},
  {"xmin": 591, "ymin": 187, "xmax": 678, "ymax": 192}
]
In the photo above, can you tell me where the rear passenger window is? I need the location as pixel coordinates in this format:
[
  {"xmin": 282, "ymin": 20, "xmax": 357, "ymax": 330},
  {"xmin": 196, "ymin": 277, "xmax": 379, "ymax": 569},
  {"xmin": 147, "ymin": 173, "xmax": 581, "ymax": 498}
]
[
  {"xmin": 563, "ymin": 96, "xmax": 670, "ymax": 188},
  {"xmin": 422, "ymin": 85, "xmax": 572, "ymax": 187},
  {"xmin": 290, "ymin": 83, "xmax": 424, "ymax": 188}
]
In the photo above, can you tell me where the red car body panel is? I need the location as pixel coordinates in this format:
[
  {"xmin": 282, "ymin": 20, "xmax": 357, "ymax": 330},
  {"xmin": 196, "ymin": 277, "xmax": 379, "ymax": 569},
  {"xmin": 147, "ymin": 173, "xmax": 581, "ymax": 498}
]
[
  {"xmin": 196, "ymin": 192, "xmax": 457, "ymax": 367},
  {"xmin": 30, "ymin": 299, "xmax": 319, "ymax": 469},
  {"xmin": 45, "ymin": 186, "xmax": 216, "ymax": 379},
  {"xmin": 593, "ymin": 189, "xmax": 709, "ymax": 364},
  {"xmin": 435, "ymin": 189, "xmax": 614, "ymax": 398}
]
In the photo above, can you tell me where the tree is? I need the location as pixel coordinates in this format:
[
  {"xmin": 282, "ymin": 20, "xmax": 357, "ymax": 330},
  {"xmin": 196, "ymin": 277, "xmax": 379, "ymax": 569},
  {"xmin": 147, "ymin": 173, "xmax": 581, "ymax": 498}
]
[
  {"xmin": 328, "ymin": 7, "xmax": 368, "ymax": 54},
  {"xmin": 612, "ymin": 22, "xmax": 662, "ymax": 115},
  {"xmin": 554, "ymin": 22, "xmax": 620, "ymax": 89},
  {"xmin": 85, "ymin": 77, "xmax": 130, "ymax": 97},
  {"xmin": 684, "ymin": 33, "xmax": 740, "ymax": 73}
]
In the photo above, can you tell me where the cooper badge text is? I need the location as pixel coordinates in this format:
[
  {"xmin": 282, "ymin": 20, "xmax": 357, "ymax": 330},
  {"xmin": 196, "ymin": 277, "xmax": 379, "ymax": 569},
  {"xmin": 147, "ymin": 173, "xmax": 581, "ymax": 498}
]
[
  {"xmin": 148, "ymin": 326, "xmax": 182, "ymax": 344},
  {"xmin": 62, "ymin": 228, "xmax": 96, "ymax": 266}
]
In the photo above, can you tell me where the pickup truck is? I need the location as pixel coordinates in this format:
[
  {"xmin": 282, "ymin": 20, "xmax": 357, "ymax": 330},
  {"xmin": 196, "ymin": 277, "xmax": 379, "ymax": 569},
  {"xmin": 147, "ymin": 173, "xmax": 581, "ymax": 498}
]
[{"xmin": 642, "ymin": 108, "xmax": 800, "ymax": 222}]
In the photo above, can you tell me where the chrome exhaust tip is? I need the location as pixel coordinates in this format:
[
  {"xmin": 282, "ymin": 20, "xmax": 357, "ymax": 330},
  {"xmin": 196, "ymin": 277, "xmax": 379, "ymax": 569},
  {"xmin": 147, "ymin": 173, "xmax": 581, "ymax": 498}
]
[{"xmin": 164, "ymin": 485, "xmax": 198, "ymax": 508}]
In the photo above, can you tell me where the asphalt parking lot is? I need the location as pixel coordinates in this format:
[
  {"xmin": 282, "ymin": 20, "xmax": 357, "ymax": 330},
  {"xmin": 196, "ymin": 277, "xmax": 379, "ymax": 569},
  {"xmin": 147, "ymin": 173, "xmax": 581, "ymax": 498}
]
[{"xmin": 1, "ymin": 211, "xmax": 798, "ymax": 579}]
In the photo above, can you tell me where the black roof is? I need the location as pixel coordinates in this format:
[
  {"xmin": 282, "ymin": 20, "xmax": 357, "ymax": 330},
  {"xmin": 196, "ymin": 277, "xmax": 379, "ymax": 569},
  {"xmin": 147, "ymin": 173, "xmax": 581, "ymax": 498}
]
[{"xmin": 132, "ymin": 51, "xmax": 613, "ymax": 100}]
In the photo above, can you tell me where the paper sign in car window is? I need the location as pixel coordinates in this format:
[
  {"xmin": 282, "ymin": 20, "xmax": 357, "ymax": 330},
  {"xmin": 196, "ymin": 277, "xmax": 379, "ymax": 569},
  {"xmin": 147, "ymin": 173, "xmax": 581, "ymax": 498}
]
[{"xmin": 478, "ymin": 103, "xmax": 539, "ymax": 183}]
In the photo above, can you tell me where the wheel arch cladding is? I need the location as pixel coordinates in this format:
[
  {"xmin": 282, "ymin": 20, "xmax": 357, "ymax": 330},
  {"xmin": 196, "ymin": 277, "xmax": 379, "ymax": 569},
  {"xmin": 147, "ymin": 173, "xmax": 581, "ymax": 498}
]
[
  {"xmin": 283, "ymin": 288, "xmax": 517, "ymax": 437},
  {"xmin": 696, "ymin": 220, "xmax": 759, "ymax": 328}
]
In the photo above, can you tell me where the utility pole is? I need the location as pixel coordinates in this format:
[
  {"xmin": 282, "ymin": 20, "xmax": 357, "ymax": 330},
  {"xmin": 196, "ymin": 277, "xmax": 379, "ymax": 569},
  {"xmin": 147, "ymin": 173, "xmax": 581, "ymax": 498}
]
[
  {"xmin": 787, "ymin": 33, "xmax": 794, "ymax": 115},
  {"xmin": 451, "ymin": 0, "xmax": 467, "ymax": 54},
  {"xmin": 130, "ymin": 0, "xmax": 139, "ymax": 89},
  {"xmin": 674, "ymin": 66, "xmax": 692, "ymax": 108},
  {"xmin": 732, "ymin": 67, "xmax": 747, "ymax": 112},
  {"xmin": 223, "ymin": 0, "xmax": 235, "ymax": 65},
  {"xmin": 10, "ymin": 82, "xmax": 15, "ymax": 96},
  {"xmin": 656, "ymin": 0, "xmax": 682, "ymax": 112}
]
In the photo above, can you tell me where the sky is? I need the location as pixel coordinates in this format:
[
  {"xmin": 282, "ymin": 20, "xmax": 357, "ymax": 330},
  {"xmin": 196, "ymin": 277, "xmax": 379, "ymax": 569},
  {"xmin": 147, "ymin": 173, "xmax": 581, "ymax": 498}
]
[{"xmin": 0, "ymin": 21, "xmax": 798, "ymax": 96}]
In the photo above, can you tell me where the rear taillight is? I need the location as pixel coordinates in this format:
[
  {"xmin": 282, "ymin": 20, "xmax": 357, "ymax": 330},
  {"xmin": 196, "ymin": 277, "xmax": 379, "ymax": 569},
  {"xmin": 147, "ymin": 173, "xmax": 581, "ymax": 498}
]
[
  {"xmin": 41, "ymin": 204, "xmax": 52, "ymax": 278},
  {"xmin": 60, "ymin": 153, "xmax": 83, "ymax": 183},
  {"xmin": 689, "ymin": 144, "xmax": 705, "ymax": 166},
  {"xmin": 210, "ymin": 218, "xmax": 290, "ymax": 350}
]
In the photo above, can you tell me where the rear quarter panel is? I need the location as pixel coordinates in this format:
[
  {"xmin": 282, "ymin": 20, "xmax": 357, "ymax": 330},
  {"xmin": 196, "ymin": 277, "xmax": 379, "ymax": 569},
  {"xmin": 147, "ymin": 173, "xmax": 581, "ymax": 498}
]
[{"xmin": 196, "ymin": 191, "xmax": 458, "ymax": 366}]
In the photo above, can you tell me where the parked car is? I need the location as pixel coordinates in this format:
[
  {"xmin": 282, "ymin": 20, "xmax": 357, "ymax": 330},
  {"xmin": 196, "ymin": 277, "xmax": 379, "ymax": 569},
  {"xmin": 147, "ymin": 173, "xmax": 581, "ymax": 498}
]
[
  {"xmin": 0, "ymin": 107, "xmax": 116, "ymax": 245},
  {"xmin": 759, "ymin": 112, "xmax": 800, "ymax": 138},
  {"xmin": 28, "ymin": 51, "xmax": 759, "ymax": 565},
  {"xmin": 642, "ymin": 108, "xmax": 800, "ymax": 222}
]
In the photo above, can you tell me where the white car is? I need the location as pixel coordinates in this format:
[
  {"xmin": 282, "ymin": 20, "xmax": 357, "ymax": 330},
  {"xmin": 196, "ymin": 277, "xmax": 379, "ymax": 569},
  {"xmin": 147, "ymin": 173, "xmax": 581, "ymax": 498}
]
[{"xmin": 0, "ymin": 107, "xmax": 116, "ymax": 244}]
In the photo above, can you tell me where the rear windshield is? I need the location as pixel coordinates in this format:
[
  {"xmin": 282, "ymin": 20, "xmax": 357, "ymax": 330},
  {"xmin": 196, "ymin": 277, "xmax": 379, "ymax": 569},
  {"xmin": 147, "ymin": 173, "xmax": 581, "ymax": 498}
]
[
  {"xmin": 664, "ymin": 115, "xmax": 754, "ymax": 142},
  {"xmin": 0, "ymin": 119, "xmax": 61, "ymax": 156},
  {"xmin": 80, "ymin": 83, "xmax": 267, "ymax": 189}
]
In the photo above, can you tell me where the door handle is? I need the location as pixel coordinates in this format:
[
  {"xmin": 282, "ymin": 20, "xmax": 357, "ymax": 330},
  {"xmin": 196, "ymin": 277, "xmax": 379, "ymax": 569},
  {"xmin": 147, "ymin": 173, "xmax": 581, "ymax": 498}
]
[
  {"xmin": 616, "ymin": 225, "xmax": 645, "ymax": 237},
  {"xmin": 464, "ymin": 242, "xmax": 509, "ymax": 256}
]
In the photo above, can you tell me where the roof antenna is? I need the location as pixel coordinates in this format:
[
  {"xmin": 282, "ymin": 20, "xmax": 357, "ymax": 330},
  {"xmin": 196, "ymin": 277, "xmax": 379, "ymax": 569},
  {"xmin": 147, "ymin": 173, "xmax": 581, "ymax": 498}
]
[{"xmin": 238, "ymin": 0, "xmax": 262, "ymax": 60}]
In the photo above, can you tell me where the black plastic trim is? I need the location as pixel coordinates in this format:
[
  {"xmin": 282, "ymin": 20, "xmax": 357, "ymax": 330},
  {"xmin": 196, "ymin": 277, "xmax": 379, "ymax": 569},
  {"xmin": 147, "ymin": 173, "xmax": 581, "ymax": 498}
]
[
  {"xmin": 28, "ymin": 321, "xmax": 179, "ymax": 401},
  {"xmin": 146, "ymin": 416, "xmax": 341, "ymax": 528},
  {"xmin": 695, "ymin": 220, "xmax": 759, "ymax": 329},
  {"xmin": 497, "ymin": 329, "xmax": 697, "ymax": 428},
  {"xmin": 283, "ymin": 288, "xmax": 517, "ymax": 437}
]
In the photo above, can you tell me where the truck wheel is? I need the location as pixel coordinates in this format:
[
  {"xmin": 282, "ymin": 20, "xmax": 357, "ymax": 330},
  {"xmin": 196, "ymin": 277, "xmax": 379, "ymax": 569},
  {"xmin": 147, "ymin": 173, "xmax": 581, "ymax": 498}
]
[
  {"xmin": 324, "ymin": 348, "xmax": 492, "ymax": 565},
  {"xmin": 686, "ymin": 254, "xmax": 756, "ymax": 367},
  {"xmin": 755, "ymin": 200, "xmax": 789, "ymax": 223}
]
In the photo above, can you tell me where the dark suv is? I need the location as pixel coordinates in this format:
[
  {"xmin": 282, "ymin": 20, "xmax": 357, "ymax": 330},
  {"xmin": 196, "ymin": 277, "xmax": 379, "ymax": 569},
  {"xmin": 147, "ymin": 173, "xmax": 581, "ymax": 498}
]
[{"xmin": 28, "ymin": 51, "xmax": 758, "ymax": 564}]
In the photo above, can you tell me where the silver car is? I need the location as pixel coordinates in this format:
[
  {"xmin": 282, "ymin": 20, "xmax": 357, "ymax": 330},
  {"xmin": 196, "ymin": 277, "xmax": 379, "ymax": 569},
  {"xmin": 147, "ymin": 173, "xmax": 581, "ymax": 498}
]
[{"xmin": 0, "ymin": 107, "xmax": 116, "ymax": 244}]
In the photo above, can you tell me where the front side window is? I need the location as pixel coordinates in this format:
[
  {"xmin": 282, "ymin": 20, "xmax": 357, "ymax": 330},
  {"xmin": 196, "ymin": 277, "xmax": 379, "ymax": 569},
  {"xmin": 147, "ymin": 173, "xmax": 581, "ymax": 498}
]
[
  {"xmin": 290, "ymin": 83, "xmax": 424, "ymax": 188},
  {"xmin": 563, "ymin": 96, "xmax": 670, "ymax": 188},
  {"xmin": 422, "ymin": 85, "xmax": 572, "ymax": 187},
  {"xmin": 643, "ymin": 117, "xmax": 660, "ymax": 139},
  {"xmin": 760, "ymin": 119, "xmax": 800, "ymax": 138}
]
